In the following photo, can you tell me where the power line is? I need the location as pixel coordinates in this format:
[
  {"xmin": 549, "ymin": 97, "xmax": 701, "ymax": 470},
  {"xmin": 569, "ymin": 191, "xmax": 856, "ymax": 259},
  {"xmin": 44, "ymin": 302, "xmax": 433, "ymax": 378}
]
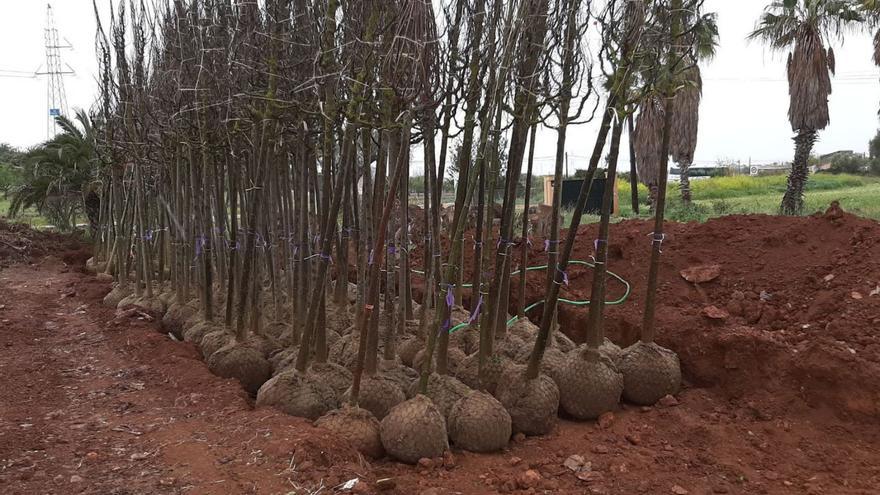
[{"xmin": 0, "ymin": 68, "xmax": 37, "ymax": 74}]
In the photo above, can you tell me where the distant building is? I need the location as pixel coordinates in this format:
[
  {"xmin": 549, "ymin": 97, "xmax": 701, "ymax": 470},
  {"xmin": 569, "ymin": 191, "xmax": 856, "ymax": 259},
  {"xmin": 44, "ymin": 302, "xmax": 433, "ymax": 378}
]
[{"xmin": 815, "ymin": 150, "xmax": 856, "ymax": 172}]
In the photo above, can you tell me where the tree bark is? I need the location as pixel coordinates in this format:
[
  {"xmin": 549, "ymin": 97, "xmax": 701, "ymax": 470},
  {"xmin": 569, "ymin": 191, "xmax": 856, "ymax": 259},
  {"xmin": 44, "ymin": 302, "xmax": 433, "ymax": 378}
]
[
  {"xmin": 781, "ymin": 129, "xmax": 816, "ymax": 215},
  {"xmin": 628, "ymin": 113, "xmax": 640, "ymax": 214},
  {"xmin": 679, "ymin": 159, "xmax": 692, "ymax": 205},
  {"xmin": 585, "ymin": 121, "xmax": 624, "ymax": 349}
]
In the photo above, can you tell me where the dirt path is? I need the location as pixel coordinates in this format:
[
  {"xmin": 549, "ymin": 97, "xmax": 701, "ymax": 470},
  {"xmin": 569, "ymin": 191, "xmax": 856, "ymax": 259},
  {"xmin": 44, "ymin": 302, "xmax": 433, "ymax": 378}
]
[
  {"xmin": 0, "ymin": 259, "xmax": 360, "ymax": 495},
  {"xmin": 2, "ymin": 255, "xmax": 880, "ymax": 494}
]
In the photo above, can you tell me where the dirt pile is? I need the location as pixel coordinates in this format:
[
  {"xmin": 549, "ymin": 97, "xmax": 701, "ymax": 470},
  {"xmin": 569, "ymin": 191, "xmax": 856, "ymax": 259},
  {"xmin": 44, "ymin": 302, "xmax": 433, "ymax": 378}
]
[
  {"xmin": 0, "ymin": 218, "xmax": 88, "ymax": 267},
  {"xmin": 411, "ymin": 203, "xmax": 880, "ymax": 422}
]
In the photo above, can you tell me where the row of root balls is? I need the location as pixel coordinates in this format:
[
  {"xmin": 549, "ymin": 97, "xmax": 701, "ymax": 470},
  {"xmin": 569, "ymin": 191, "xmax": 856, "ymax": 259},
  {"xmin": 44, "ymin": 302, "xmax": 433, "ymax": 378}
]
[{"xmin": 103, "ymin": 280, "xmax": 681, "ymax": 463}]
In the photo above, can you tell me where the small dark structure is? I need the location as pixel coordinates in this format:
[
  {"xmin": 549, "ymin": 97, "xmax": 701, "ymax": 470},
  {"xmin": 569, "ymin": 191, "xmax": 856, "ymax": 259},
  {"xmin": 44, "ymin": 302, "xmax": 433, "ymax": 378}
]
[{"xmin": 545, "ymin": 176, "xmax": 616, "ymax": 215}]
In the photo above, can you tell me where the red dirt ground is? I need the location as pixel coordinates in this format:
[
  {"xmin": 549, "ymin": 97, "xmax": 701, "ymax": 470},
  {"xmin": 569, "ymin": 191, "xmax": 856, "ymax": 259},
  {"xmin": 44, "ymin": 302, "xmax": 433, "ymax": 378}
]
[{"xmin": 2, "ymin": 204, "xmax": 880, "ymax": 494}]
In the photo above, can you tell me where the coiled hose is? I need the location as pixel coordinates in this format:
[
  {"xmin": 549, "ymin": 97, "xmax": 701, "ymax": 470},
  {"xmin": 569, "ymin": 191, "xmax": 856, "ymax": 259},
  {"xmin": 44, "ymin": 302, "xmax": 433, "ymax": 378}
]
[{"xmin": 413, "ymin": 261, "xmax": 632, "ymax": 333}]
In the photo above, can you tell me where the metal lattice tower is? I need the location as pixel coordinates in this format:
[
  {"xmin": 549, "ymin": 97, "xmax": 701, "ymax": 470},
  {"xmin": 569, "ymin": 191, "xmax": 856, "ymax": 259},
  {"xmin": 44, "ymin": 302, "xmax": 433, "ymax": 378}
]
[{"xmin": 36, "ymin": 3, "xmax": 74, "ymax": 139}]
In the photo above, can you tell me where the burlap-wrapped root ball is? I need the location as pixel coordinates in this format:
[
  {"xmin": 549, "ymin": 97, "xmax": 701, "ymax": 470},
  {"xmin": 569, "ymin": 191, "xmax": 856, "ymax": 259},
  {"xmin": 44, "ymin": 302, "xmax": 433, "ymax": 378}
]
[
  {"xmin": 324, "ymin": 329, "xmax": 342, "ymax": 350},
  {"xmin": 455, "ymin": 352, "xmax": 509, "ymax": 395},
  {"xmin": 448, "ymin": 391, "xmax": 511, "ymax": 452},
  {"xmin": 380, "ymin": 362, "xmax": 420, "ymax": 392},
  {"xmin": 132, "ymin": 296, "xmax": 167, "ymax": 315},
  {"xmin": 618, "ymin": 341, "xmax": 681, "ymax": 405},
  {"xmin": 343, "ymin": 374, "xmax": 405, "ymax": 420},
  {"xmin": 397, "ymin": 336, "xmax": 424, "ymax": 367},
  {"xmin": 413, "ymin": 347, "xmax": 466, "ymax": 375},
  {"xmin": 494, "ymin": 335, "xmax": 526, "ymax": 361},
  {"xmin": 183, "ymin": 321, "xmax": 215, "ymax": 346},
  {"xmin": 507, "ymin": 316, "xmax": 538, "ymax": 341},
  {"xmin": 157, "ymin": 291, "xmax": 176, "ymax": 308},
  {"xmin": 514, "ymin": 346, "xmax": 566, "ymax": 386},
  {"xmin": 85, "ymin": 257, "xmax": 107, "ymax": 274},
  {"xmin": 329, "ymin": 333, "xmax": 360, "ymax": 370},
  {"xmin": 268, "ymin": 346, "xmax": 299, "ymax": 372},
  {"xmin": 207, "ymin": 343, "xmax": 272, "ymax": 394},
  {"xmin": 307, "ymin": 362, "xmax": 352, "ymax": 400},
  {"xmin": 200, "ymin": 330, "xmax": 235, "ymax": 359},
  {"xmin": 247, "ymin": 334, "xmax": 282, "ymax": 359},
  {"xmin": 495, "ymin": 365, "xmax": 560, "ymax": 436},
  {"xmin": 262, "ymin": 321, "xmax": 290, "ymax": 342},
  {"xmin": 553, "ymin": 331, "xmax": 577, "ymax": 353},
  {"xmin": 408, "ymin": 373, "xmax": 472, "ymax": 421},
  {"xmin": 103, "ymin": 285, "xmax": 131, "ymax": 308},
  {"xmin": 599, "ymin": 339, "xmax": 623, "ymax": 363},
  {"xmin": 380, "ymin": 395, "xmax": 449, "ymax": 464},
  {"xmin": 181, "ymin": 311, "xmax": 205, "ymax": 333},
  {"xmin": 448, "ymin": 328, "xmax": 479, "ymax": 355},
  {"xmin": 256, "ymin": 369, "xmax": 338, "ymax": 420},
  {"xmin": 315, "ymin": 406, "xmax": 384, "ymax": 459},
  {"xmin": 325, "ymin": 302, "xmax": 353, "ymax": 336},
  {"xmin": 116, "ymin": 293, "xmax": 139, "ymax": 309},
  {"xmin": 558, "ymin": 347, "xmax": 623, "ymax": 420}
]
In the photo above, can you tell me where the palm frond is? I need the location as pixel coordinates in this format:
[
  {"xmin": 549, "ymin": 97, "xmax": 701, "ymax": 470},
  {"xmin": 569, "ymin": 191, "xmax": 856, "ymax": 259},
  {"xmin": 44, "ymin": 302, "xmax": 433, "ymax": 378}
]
[
  {"xmin": 692, "ymin": 12, "xmax": 719, "ymax": 60},
  {"xmin": 874, "ymin": 28, "xmax": 880, "ymax": 65},
  {"xmin": 633, "ymin": 95, "xmax": 665, "ymax": 188},
  {"xmin": 750, "ymin": 0, "xmax": 862, "ymax": 132},
  {"xmin": 54, "ymin": 115, "xmax": 84, "ymax": 142},
  {"xmin": 670, "ymin": 64, "xmax": 702, "ymax": 164}
]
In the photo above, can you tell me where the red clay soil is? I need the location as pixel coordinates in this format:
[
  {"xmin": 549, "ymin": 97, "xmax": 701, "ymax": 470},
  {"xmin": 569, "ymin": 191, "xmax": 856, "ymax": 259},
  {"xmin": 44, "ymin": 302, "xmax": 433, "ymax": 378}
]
[
  {"xmin": 0, "ymin": 218, "xmax": 89, "ymax": 267},
  {"xmin": 2, "ymin": 205, "xmax": 880, "ymax": 494}
]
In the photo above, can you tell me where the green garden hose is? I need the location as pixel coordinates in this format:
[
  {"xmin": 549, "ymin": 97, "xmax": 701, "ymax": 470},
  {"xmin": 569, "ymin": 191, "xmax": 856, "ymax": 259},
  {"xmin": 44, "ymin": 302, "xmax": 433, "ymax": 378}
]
[{"xmin": 412, "ymin": 261, "xmax": 632, "ymax": 334}]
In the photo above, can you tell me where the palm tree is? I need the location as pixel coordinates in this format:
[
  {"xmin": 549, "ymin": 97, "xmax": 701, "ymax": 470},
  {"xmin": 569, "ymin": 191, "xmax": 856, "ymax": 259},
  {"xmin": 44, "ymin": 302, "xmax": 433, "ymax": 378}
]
[
  {"xmin": 634, "ymin": 94, "xmax": 665, "ymax": 209},
  {"xmin": 670, "ymin": 12, "xmax": 718, "ymax": 205},
  {"xmin": 861, "ymin": 2, "xmax": 880, "ymax": 89},
  {"xmin": 633, "ymin": 4, "xmax": 717, "ymax": 208},
  {"xmin": 6, "ymin": 109, "xmax": 101, "ymax": 232},
  {"xmin": 750, "ymin": 0, "xmax": 862, "ymax": 215}
]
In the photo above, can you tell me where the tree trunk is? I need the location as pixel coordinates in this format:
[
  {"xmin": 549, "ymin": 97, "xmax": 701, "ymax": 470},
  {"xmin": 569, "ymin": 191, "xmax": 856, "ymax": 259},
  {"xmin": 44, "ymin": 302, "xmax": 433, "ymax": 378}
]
[
  {"xmin": 679, "ymin": 159, "xmax": 692, "ymax": 205},
  {"xmin": 518, "ymin": 123, "xmax": 537, "ymax": 318},
  {"xmin": 642, "ymin": 0, "xmax": 683, "ymax": 344},
  {"xmin": 781, "ymin": 129, "xmax": 816, "ymax": 215},
  {"xmin": 628, "ymin": 113, "xmax": 639, "ymax": 215},
  {"xmin": 585, "ymin": 121, "xmax": 624, "ymax": 349}
]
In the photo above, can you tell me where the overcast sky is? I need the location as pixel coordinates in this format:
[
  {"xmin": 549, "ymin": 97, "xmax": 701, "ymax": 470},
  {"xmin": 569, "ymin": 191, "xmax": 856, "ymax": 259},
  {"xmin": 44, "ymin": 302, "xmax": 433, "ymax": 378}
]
[{"xmin": 1, "ymin": 0, "xmax": 878, "ymax": 174}]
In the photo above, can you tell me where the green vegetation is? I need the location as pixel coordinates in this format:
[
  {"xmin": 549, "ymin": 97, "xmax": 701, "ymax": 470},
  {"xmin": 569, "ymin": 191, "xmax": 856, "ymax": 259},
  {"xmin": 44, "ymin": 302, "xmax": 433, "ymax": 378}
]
[
  {"xmin": 612, "ymin": 173, "xmax": 880, "ymax": 222},
  {"xmin": 679, "ymin": 173, "xmax": 873, "ymax": 199},
  {"xmin": 0, "ymin": 198, "xmax": 47, "ymax": 227},
  {"xmin": 3, "ymin": 111, "xmax": 100, "ymax": 232},
  {"xmin": 0, "ymin": 143, "xmax": 23, "ymax": 192}
]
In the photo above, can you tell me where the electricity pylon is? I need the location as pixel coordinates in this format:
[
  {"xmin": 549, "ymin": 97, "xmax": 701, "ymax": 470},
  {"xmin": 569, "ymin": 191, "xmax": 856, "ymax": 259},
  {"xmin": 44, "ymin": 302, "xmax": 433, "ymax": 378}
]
[{"xmin": 35, "ymin": 3, "xmax": 75, "ymax": 139}]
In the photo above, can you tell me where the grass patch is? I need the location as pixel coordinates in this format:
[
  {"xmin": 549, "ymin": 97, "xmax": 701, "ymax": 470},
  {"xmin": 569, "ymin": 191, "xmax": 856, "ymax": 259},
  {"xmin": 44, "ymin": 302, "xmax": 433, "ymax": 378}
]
[
  {"xmin": 686, "ymin": 173, "xmax": 877, "ymax": 200},
  {"xmin": 0, "ymin": 198, "xmax": 49, "ymax": 227},
  {"xmin": 611, "ymin": 173, "xmax": 880, "ymax": 223},
  {"xmin": 691, "ymin": 183, "xmax": 880, "ymax": 220}
]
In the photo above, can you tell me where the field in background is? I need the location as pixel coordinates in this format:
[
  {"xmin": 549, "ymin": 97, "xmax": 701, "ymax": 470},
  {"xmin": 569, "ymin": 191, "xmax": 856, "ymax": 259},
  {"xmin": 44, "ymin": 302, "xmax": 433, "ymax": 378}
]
[
  {"xmin": 613, "ymin": 173, "xmax": 880, "ymax": 222},
  {"xmin": 0, "ymin": 198, "xmax": 47, "ymax": 227}
]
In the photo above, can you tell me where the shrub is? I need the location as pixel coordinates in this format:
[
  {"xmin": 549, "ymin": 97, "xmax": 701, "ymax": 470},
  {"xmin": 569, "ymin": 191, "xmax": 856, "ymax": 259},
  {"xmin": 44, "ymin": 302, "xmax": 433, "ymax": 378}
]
[{"xmin": 823, "ymin": 154, "xmax": 871, "ymax": 175}]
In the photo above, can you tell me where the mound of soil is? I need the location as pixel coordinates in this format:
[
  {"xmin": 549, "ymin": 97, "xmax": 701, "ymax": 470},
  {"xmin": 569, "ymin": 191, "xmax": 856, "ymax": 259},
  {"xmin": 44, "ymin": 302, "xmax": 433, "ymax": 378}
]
[
  {"xmin": 411, "ymin": 204, "xmax": 880, "ymax": 423},
  {"xmin": 0, "ymin": 218, "xmax": 88, "ymax": 267}
]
